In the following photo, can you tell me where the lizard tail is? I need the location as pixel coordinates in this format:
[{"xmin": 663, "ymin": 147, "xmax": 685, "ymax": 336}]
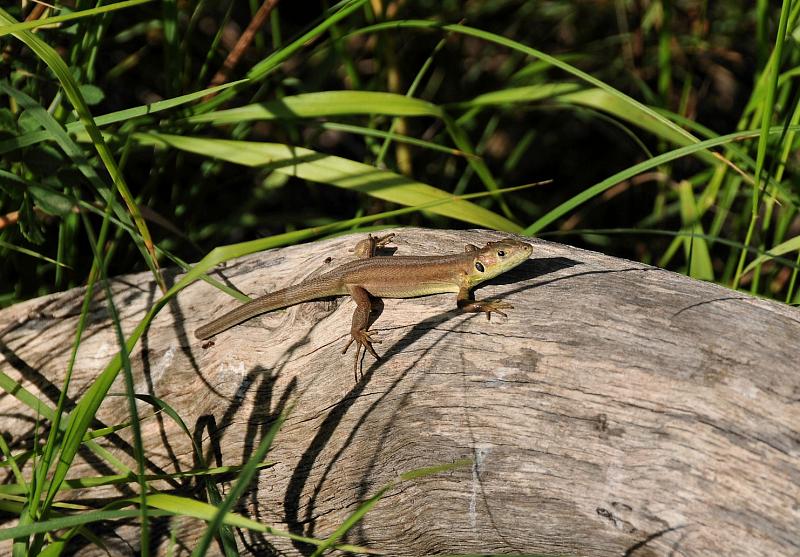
[{"xmin": 194, "ymin": 276, "xmax": 339, "ymax": 340}]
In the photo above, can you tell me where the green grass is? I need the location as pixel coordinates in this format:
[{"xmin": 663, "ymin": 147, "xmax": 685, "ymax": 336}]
[{"xmin": 1, "ymin": 0, "xmax": 798, "ymax": 554}]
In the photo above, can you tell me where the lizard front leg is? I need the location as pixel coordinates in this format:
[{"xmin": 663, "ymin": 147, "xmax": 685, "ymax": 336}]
[
  {"xmin": 351, "ymin": 233, "xmax": 396, "ymax": 259},
  {"xmin": 341, "ymin": 285, "xmax": 380, "ymax": 379},
  {"xmin": 456, "ymin": 286, "xmax": 514, "ymax": 321}
]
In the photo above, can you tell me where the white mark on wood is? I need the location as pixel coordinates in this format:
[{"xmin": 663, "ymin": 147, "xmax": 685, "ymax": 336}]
[
  {"xmin": 658, "ymin": 507, "xmax": 687, "ymax": 528},
  {"xmin": 134, "ymin": 345, "xmax": 175, "ymax": 396},
  {"xmin": 486, "ymin": 366, "xmax": 515, "ymax": 388},
  {"xmin": 93, "ymin": 341, "xmax": 114, "ymax": 361},
  {"xmin": 217, "ymin": 359, "xmax": 248, "ymax": 400},
  {"xmin": 727, "ymin": 376, "xmax": 759, "ymax": 400},
  {"xmin": 153, "ymin": 345, "xmax": 175, "ymax": 381},
  {"xmin": 598, "ymin": 459, "xmax": 627, "ymax": 522},
  {"xmin": 469, "ymin": 445, "xmax": 491, "ymax": 528}
]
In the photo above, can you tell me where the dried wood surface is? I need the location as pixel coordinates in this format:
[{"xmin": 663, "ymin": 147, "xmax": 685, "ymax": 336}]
[{"xmin": 0, "ymin": 228, "xmax": 798, "ymax": 556}]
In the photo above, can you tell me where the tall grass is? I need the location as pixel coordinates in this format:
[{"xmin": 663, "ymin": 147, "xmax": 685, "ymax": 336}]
[{"xmin": 0, "ymin": 0, "xmax": 797, "ymax": 554}]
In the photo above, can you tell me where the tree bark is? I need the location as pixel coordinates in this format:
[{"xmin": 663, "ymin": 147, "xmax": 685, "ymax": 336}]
[{"xmin": 0, "ymin": 228, "xmax": 798, "ymax": 556}]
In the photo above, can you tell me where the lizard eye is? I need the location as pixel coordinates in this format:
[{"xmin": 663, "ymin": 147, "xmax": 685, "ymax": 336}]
[
  {"xmin": 497, "ymin": 250, "xmax": 505, "ymax": 257},
  {"xmin": 475, "ymin": 261, "xmax": 485, "ymax": 272}
]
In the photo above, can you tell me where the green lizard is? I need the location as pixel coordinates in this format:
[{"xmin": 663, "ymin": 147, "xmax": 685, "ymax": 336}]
[{"xmin": 195, "ymin": 234, "xmax": 533, "ymax": 374}]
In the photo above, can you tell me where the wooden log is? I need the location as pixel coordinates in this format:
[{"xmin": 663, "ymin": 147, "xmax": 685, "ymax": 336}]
[{"xmin": 0, "ymin": 228, "xmax": 798, "ymax": 556}]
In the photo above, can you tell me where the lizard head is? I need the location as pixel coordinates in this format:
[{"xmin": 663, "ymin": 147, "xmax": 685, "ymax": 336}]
[{"xmin": 466, "ymin": 238, "xmax": 533, "ymax": 286}]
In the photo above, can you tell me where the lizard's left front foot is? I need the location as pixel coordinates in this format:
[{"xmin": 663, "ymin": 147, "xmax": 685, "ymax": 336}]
[
  {"xmin": 342, "ymin": 328, "xmax": 382, "ymax": 378},
  {"xmin": 462, "ymin": 300, "xmax": 514, "ymax": 321}
]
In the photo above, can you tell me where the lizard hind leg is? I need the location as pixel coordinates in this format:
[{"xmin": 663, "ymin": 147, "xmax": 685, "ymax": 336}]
[{"xmin": 342, "ymin": 285, "xmax": 381, "ymax": 379}]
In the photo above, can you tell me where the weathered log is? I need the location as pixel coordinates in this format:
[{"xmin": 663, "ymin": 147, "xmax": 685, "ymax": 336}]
[{"xmin": 0, "ymin": 228, "xmax": 798, "ymax": 556}]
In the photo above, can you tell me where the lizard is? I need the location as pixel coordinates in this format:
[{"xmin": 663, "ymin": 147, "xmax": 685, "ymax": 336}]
[{"xmin": 194, "ymin": 233, "xmax": 533, "ymax": 376}]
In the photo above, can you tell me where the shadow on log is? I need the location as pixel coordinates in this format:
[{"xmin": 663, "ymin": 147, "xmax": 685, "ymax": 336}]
[{"xmin": 0, "ymin": 228, "xmax": 798, "ymax": 556}]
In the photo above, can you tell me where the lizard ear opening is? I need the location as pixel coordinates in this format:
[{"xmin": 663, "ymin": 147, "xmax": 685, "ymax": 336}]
[{"xmin": 475, "ymin": 261, "xmax": 485, "ymax": 272}]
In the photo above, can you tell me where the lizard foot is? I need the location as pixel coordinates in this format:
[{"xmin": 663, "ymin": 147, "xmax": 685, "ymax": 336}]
[
  {"xmin": 352, "ymin": 233, "xmax": 396, "ymax": 258},
  {"xmin": 342, "ymin": 329, "xmax": 382, "ymax": 379},
  {"xmin": 462, "ymin": 299, "xmax": 514, "ymax": 321},
  {"xmin": 370, "ymin": 233, "xmax": 395, "ymax": 250}
]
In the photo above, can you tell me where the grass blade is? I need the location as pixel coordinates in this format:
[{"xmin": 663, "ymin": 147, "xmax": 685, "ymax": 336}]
[
  {"xmin": 677, "ymin": 181, "xmax": 713, "ymax": 280},
  {"xmin": 139, "ymin": 133, "xmax": 521, "ymax": 232},
  {"xmin": 0, "ymin": 509, "xmax": 171, "ymax": 542},
  {"xmin": 524, "ymin": 125, "xmax": 800, "ymax": 235},
  {"xmin": 0, "ymin": 0, "xmax": 154, "ymax": 36},
  {"xmin": 187, "ymin": 90, "xmax": 443, "ymax": 125},
  {"xmin": 0, "ymin": 80, "xmax": 247, "ymax": 155}
]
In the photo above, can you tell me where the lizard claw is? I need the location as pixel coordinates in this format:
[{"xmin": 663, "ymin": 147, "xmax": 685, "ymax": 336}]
[
  {"xmin": 371, "ymin": 233, "xmax": 395, "ymax": 250},
  {"xmin": 351, "ymin": 233, "xmax": 396, "ymax": 258},
  {"xmin": 343, "ymin": 329, "xmax": 381, "ymax": 379},
  {"xmin": 474, "ymin": 300, "xmax": 514, "ymax": 320},
  {"xmin": 342, "ymin": 329, "xmax": 381, "ymax": 356}
]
